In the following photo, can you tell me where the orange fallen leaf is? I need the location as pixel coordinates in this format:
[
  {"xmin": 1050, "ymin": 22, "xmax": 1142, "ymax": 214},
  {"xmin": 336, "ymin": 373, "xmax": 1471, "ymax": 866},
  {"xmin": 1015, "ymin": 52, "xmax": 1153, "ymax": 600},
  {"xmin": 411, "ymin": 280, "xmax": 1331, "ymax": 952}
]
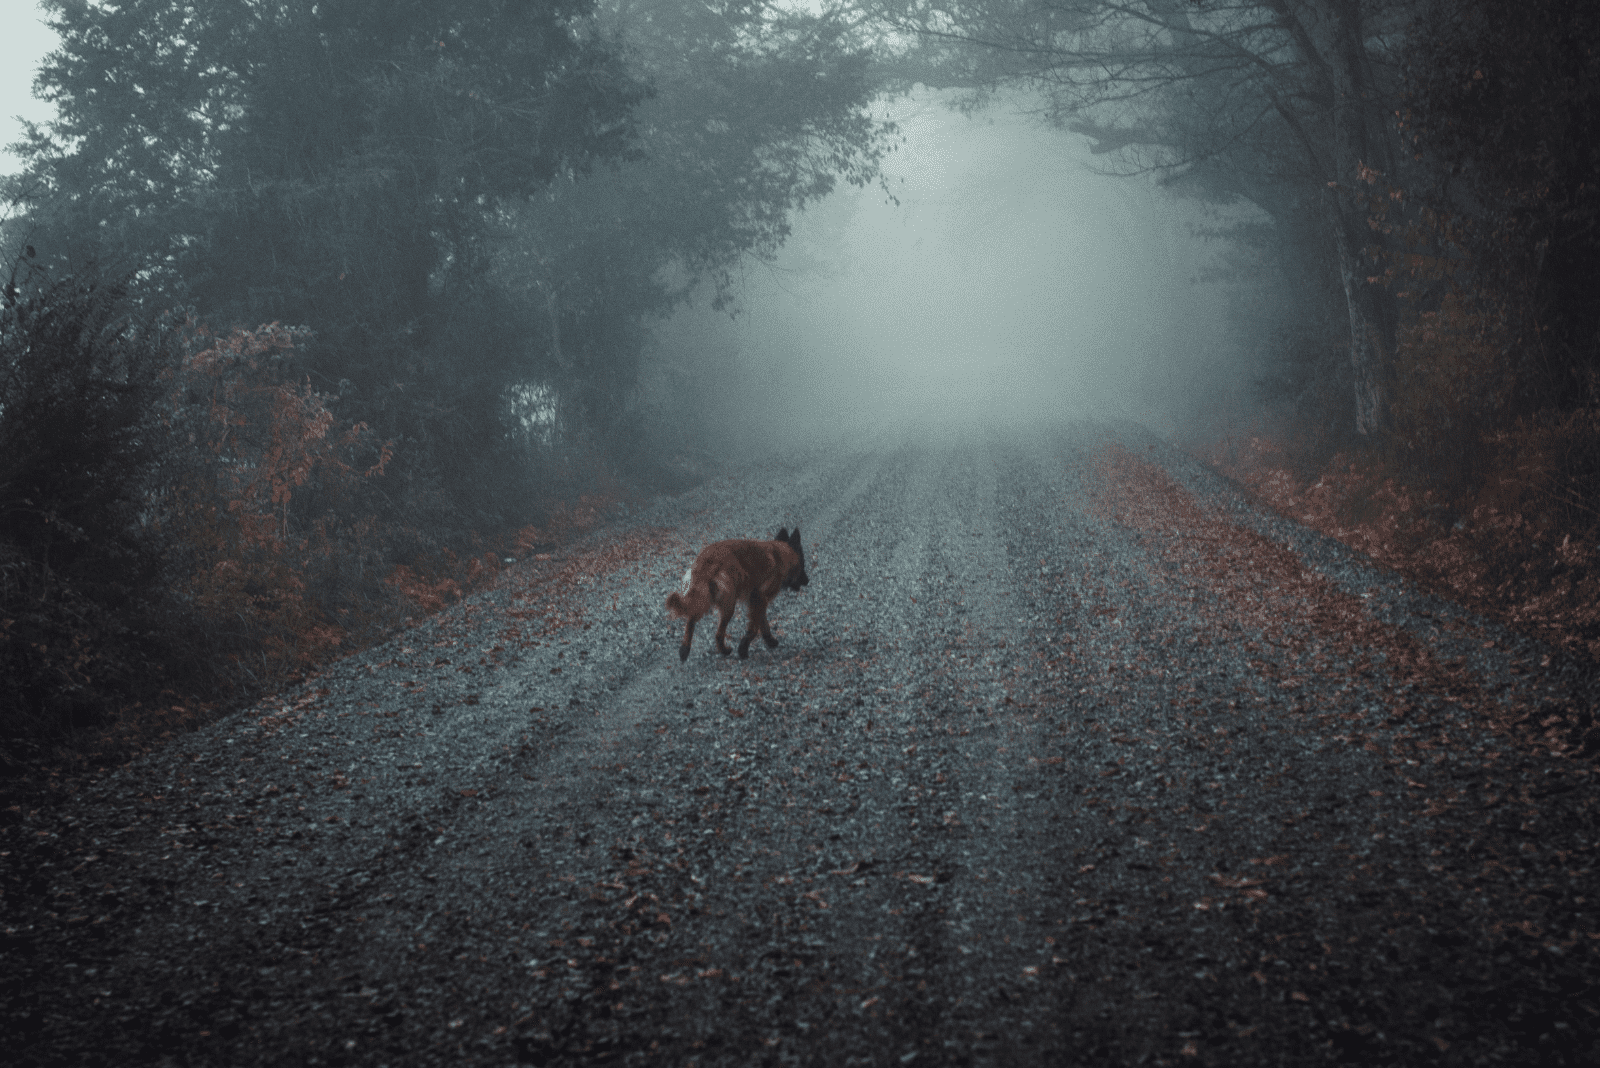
[{"xmin": 1208, "ymin": 873, "xmax": 1265, "ymax": 889}]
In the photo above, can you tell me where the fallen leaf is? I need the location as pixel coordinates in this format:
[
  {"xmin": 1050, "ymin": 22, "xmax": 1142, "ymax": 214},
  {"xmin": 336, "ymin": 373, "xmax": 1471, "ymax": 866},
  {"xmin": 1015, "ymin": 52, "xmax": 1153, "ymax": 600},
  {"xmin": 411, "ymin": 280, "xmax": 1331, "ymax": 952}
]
[{"xmin": 1208, "ymin": 873, "xmax": 1265, "ymax": 889}]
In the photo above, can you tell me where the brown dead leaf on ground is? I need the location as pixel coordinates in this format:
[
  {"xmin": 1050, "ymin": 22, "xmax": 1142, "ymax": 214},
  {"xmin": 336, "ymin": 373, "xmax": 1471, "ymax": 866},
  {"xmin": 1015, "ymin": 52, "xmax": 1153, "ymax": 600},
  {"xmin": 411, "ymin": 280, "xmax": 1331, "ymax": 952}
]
[
  {"xmin": 1088, "ymin": 443, "xmax": 1561, "ymax": 758},
  {"xmin": 497, "ymin": 526, "xmax": 684, "ymax": 646}
]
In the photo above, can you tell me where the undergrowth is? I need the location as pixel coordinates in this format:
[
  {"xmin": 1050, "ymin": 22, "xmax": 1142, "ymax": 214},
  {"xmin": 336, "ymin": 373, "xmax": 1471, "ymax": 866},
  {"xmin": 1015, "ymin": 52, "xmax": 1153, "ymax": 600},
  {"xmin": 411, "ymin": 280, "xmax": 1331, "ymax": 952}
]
[
  {"xmin": 1203, "ymin": 416, "xmax": 1600, "ymax": 664},
  {"xmin": 1, "ymin": 279, "xmax": 635, "ymax": 798}
]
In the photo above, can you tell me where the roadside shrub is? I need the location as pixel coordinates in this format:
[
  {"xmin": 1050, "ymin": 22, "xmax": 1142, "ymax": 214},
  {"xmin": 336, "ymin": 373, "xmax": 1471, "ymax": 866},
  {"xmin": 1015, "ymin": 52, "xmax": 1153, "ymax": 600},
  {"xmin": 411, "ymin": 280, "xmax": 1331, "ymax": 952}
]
[
  {"xmin": 153, "ymin": 322, "xmax": 401, "ymax": 688},
  {"xmin": 1211, "ymin": 418, "xmax": 1600, "ymax": 663},
  {"xmin": 0, "ymin": 255, "xmax": 638, "ymax": 781},
  {"xmin": 1386, "ymin": 291, "xmax": 1512, "ymax": 492},
  {"xmin": 0, "ymin": 267, "xmax": 184, "ymax": 741}
]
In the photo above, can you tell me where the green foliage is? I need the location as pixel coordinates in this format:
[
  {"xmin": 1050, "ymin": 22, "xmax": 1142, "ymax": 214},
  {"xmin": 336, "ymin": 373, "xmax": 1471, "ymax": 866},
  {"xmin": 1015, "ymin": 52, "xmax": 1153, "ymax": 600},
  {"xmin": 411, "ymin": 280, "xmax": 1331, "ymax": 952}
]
[
  {"xmin": 0, "ymin": 262, "xmax": 183, "ymax": 736},
  {"xmin": 14, "ymin": 0, "xmax": 651, "ymax": 528},
  {"xmin": 11, "ymin": 0, "xmax": 893, "ymax": 516}
]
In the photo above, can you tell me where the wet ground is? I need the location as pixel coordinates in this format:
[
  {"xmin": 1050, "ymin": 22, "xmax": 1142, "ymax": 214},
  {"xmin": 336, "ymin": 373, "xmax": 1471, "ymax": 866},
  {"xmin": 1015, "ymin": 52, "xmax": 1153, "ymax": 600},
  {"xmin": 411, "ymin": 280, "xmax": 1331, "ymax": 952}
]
[{"xmin": 4, "ymin": 422, "xmax": 1598, "ymax": 1066}]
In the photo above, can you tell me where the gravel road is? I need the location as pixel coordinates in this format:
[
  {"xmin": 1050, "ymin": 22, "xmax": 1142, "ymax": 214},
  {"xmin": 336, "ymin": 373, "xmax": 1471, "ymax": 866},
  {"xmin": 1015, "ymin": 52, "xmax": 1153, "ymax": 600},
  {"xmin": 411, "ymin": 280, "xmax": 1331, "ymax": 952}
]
[{"xmin": 5, "ymin": 422, "xmax": 1598, "ymax": 1067}]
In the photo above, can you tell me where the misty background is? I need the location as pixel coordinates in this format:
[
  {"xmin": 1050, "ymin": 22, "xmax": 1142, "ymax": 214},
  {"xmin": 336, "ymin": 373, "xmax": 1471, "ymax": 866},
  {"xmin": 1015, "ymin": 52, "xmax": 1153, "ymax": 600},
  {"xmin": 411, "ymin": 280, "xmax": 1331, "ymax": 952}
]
[
  {"xmin": 654, "ymin": 88, "xmax": 1241, "ymax": 444},
  {"xmin": 3, "ymin": 9, "xmax": 1245, "ymax": 450}
]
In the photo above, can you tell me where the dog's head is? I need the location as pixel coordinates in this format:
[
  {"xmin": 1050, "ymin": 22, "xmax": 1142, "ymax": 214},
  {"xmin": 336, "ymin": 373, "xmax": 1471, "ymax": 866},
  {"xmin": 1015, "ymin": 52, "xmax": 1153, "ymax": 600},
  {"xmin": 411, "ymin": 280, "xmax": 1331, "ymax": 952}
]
[{"xmin": 775, "ymin": 527, "xmax": 809, "ymax": 592}]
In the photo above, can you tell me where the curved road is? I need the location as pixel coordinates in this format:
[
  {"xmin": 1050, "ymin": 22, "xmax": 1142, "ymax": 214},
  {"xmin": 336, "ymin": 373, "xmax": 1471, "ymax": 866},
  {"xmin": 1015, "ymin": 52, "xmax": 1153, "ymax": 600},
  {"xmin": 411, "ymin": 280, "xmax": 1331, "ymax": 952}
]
[{"xmin": 5, "ymin": 423, "xmax": 1597, "ymax": 1066}]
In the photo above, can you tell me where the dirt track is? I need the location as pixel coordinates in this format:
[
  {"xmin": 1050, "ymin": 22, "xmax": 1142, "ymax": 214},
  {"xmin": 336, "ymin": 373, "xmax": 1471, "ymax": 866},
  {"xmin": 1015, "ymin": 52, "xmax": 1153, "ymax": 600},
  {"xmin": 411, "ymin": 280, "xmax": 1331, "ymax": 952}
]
[{"xmin": 5, "ymin": 422, "xmax": 1598, "ymax": 1066}]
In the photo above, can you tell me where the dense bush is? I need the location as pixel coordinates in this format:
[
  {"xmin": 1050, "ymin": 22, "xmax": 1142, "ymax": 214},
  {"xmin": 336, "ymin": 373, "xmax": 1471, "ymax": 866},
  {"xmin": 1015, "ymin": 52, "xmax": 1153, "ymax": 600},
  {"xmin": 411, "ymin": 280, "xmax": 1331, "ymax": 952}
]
[
  {"xmin": 0, "ymin": 264, "xmax": 184, "ymax": 740},
  {"xmin": 0, "ymin": 263, "xmax": 549, "ymax": 763}
]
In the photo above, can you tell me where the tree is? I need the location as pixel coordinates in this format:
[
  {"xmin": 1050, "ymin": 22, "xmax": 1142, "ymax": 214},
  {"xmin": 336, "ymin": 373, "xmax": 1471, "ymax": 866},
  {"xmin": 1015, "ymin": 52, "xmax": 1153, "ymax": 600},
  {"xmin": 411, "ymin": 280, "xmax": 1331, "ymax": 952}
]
[
  {"xmin": 10, "ymin": 0, "xmax": 894, "ymax": 508},
  {"xmin": 868, "ymin": 0, "xmax": 1416, "ymax": 435},
  {"xmin": 0, "ymin": 258, "xmax": 181, "ymax": 731},
  {"xmin": 11, "ymin": 0, "xmax": 648, "ymax": 524},
  {"xmin": 1401, "ymin": 0, "xmax": 1600, "ymax": 412},
  {"xmin": 487, "ymin": 0, "xmax": 896, "ymax": 447}
]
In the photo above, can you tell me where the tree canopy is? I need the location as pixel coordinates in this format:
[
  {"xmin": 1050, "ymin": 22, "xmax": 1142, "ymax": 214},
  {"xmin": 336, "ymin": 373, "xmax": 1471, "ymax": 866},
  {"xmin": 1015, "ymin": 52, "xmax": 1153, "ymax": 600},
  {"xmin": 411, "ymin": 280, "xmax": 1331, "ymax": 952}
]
[
  {"xmin": 6, "ymin": 0, "xmax": 894, "ymax": 519},
  {"xmin": 869, "ymin": 0, "xmax": 1415, "ymax": 436}
]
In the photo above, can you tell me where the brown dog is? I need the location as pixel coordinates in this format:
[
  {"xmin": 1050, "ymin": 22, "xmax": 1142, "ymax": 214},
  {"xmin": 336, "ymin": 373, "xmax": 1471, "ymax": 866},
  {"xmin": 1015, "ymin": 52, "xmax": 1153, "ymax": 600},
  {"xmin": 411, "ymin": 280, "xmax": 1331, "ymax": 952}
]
[{"xmin": 665, "ymin": 528, "xmax": 809, "ymax": 660}]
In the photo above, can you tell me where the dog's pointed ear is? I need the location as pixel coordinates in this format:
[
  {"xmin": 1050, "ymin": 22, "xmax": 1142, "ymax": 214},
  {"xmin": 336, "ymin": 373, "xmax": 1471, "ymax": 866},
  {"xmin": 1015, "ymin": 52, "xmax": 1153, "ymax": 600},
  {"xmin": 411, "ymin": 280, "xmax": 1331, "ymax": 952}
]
[
  {"xmin": 775, "ymin": 527, "xmax": 789, "ymax": 542},
  {"xmin": 790, "ymin": 527, "xmax": 801, "ymax": 546}
]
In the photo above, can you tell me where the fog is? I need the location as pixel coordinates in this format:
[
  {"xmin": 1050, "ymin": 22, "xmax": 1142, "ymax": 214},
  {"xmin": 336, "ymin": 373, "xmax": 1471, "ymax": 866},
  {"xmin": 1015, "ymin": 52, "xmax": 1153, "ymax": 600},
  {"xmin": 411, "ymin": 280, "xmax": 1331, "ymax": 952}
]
[
  {"xmin": 0, "ymin": 6, "xmax": 55, "ymax": 176},
  {"xmin": 653, "ymin": 89, "xmax": 1244, "ymax": 446}
]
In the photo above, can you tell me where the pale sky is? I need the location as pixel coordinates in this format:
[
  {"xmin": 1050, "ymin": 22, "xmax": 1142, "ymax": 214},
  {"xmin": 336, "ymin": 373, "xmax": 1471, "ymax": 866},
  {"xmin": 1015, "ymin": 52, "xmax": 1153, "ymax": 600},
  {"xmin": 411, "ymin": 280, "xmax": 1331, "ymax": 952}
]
[{"xmin": 1, "ymin": 0, "xmax": 58, "ymax": 176}]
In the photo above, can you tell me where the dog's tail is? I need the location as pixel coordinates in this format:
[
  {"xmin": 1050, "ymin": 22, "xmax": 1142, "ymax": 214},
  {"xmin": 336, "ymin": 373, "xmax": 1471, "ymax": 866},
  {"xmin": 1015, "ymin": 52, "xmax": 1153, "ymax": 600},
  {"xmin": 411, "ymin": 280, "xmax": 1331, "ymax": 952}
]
[{"xmin": 665, "ymin": 570, "xmax": 712, "ymax": 620}]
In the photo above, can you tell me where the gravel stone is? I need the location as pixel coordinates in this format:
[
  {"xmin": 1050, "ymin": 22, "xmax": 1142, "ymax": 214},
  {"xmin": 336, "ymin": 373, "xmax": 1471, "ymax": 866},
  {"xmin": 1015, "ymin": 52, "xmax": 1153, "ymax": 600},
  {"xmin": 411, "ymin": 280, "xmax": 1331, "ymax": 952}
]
[{"xmin": 3, "ymin": 423, "xmax": 1597, "ymax": 1067}]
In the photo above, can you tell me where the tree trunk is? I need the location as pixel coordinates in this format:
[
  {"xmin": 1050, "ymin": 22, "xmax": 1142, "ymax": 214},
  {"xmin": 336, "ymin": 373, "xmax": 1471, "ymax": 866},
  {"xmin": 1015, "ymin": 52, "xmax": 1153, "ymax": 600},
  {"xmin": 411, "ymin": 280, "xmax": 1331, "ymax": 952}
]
[
  {"xmin": 1289, "ymin": 0, "xmax": 1398, "ymax": 435},
  {"xmin": 1328, "ymin": 201, "xmax": 1393, "ymax": 435}
]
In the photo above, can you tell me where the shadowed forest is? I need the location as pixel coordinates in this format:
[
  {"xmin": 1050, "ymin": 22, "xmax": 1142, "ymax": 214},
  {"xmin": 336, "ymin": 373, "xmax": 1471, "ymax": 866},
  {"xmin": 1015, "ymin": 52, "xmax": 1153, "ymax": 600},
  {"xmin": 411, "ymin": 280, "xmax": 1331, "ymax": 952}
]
[{"xmin": 3, "ymin": 0, "xmax": 1597, "ymax": 786}]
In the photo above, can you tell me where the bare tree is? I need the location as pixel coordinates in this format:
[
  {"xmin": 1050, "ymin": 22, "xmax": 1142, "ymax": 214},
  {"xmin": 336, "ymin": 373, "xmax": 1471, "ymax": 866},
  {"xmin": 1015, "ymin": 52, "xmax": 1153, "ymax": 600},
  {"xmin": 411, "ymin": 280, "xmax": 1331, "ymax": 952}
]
[{"xmin": 870, "ymin": 0, "xmax": 1414, "ymax": 435}]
